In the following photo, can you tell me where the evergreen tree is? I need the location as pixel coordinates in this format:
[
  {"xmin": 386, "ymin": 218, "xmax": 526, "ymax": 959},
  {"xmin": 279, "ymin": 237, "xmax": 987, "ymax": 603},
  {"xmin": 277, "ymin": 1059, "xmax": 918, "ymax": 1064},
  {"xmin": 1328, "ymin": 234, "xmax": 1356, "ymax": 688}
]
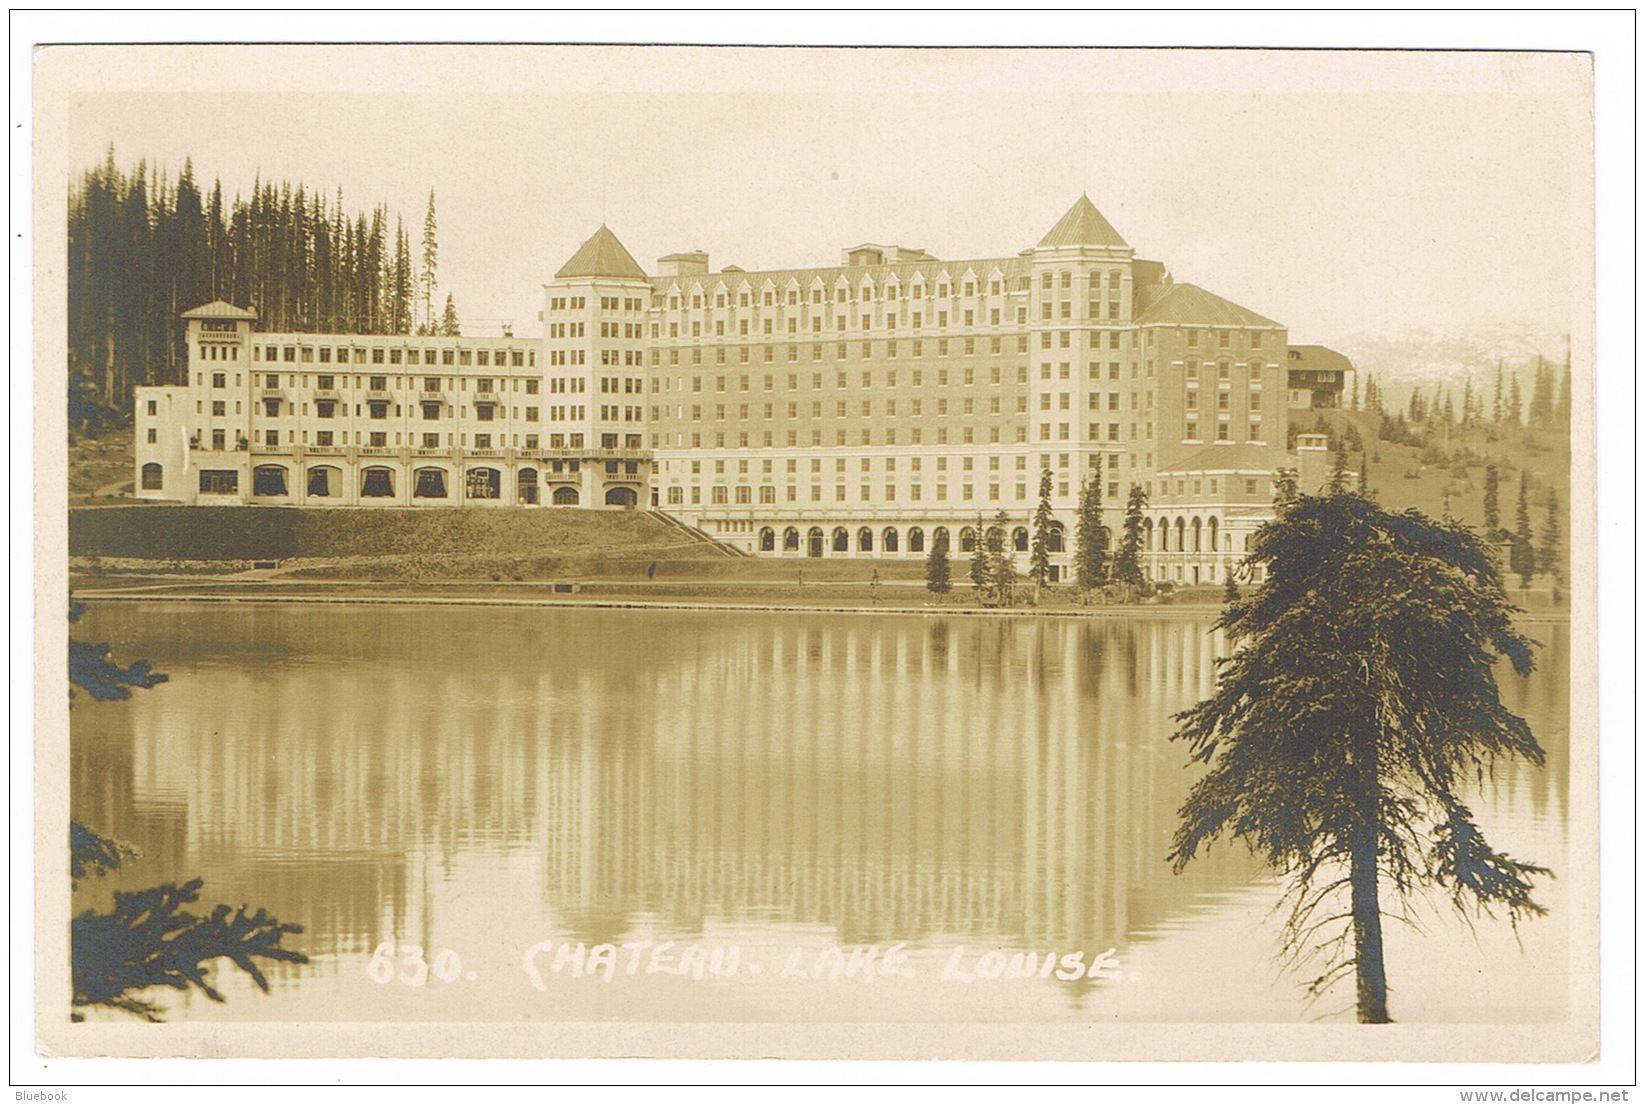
[
  {"xmin": 924, "ymin": 535, "xmax": 952, "ymax": 599},
  {"xmin": 1329, "ymin": 447, "xmax": 1350, "ymax": 493},
  {"xmin": 1460, "ymin": 378, "xmax": 1474, "ymax": 426},
  {"xmin": 1029, "ymin": 467, "xmax": 1054, "ymax": 589},
  {"xmin": 1223, "ymin": 571, "xmax": 1240, "ymax": 604},
  {"xmin": 1539, "ymin": 488, "xmax": 1563, "ymax": 582},
  {"xmin": 1358, "ymin": 451, "xmax": 1370, "ymax": 498},
  {"xmin": 988, "ymin": 510, "xmax": 1017, "ymax": 606},
  {"xmin": 391, "ymin": 218, "xmax": 414, "ymax": 336},
  {"xmin": 1482, "ymin": 464, "xmax": 1501, "ymax": 537},
  {"xmin": 1112, "ymin": 484, "xmax": 1148, "ymax": 590},
  {"xmin": 1492, "ymin": 361, "xmax": 1504, "ymax": 423},
  {"xmin": 440, "ymin": 292, "xmax": 461, "ymax": 337},
  {"xmin": 1527, "ymin": 355, "xmax": 1555, "ymax": 427},
  {"xmin": 968, "ymin": 517, "xmax": 989, "ymax": 598},
  {"xmin": 421, "ymin": 189, "xmax": 439, "ymax": 333},
  {"xmin": 1074, "ymin": 459, "xmax": 1109, "ymax": 590},
  {"xmin": 1508, "ymin": 373, "xmax": 1523, "ymax": 426},
  {"xmin": 1511, "ymin": 476, "xmax": 1536, "ymax": 586},
  {"xmin": 1350, "ymin": 373, "xmax": 1360, "ymax": 412},
  {"xmin": 1171, "ymin": 491, "xmax": 1545, "ymax": 1023}
]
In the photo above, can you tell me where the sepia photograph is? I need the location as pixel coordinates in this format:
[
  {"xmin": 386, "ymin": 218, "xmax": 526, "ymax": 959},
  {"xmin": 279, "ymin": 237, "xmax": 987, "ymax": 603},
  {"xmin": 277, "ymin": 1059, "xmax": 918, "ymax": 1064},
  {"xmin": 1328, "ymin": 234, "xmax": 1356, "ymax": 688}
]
[{"xmin": 19, "ymin": 21, "xmax": 1625, "ymax": 1087}]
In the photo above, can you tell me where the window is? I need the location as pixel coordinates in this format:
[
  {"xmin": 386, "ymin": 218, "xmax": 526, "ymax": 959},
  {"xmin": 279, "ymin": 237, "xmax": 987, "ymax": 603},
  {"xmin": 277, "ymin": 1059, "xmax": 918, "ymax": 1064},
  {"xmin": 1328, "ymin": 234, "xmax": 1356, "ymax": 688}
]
[
  {"xmin": 252, "ymin": 465, "xmax": 288, "ymax": 497},
  {"xmin": 140, "ymin": 463, "xmax": 163, "ymax": 490},
  {"xmin": 198, "ymin": 469, "xmax": 238, "ymax": 495}
]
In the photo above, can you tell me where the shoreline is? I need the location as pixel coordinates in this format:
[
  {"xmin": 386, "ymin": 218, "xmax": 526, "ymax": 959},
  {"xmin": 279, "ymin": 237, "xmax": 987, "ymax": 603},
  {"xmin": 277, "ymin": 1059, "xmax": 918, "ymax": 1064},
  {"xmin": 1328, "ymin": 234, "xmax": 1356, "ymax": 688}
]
[{"xmin": 65, "ymin": 579, "xmax": 1575, "ymax": 622}]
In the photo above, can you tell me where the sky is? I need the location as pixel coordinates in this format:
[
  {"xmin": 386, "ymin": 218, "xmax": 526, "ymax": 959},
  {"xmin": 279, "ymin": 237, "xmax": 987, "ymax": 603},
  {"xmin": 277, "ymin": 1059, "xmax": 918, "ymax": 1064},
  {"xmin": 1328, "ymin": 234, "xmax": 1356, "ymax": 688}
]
[{"xmin": 41, "ymin": 45, "xmax": 1591, "ymax": 345}]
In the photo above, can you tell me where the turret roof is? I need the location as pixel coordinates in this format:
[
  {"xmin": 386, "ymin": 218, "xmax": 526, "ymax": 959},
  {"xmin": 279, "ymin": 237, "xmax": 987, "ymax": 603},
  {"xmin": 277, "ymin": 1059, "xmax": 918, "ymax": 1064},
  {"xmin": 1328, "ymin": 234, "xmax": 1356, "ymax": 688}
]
[
  {"xmin": 555, "ymin": 225, "xmax": 647, "ymax": 280},
  {"xmin": 1037, "ymin": 194, "xmax": 1129, "ymax": 250}
]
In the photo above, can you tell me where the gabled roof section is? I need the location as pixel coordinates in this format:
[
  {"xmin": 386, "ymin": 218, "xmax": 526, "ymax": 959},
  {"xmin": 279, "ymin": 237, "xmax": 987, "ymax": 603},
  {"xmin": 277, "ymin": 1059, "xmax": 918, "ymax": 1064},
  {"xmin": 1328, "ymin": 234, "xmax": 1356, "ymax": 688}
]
[
  {"xmin": 555, "ymin": 225, "xmax": 647, "ymax": 281},
  {"xmin": 1287, "ymin": 344, "xmax": 1354, "ymax": 372},
  {"xmin": 182, "ymin": 300, "xmax": 257, "ymax": 320},
  {"xmin": 1133, "ymin": 283, "xmax": 1280, "ymax": 328},
  {"xmin": 1037, "ymin": 194, "xmax": 1129, "ymax": 250}
]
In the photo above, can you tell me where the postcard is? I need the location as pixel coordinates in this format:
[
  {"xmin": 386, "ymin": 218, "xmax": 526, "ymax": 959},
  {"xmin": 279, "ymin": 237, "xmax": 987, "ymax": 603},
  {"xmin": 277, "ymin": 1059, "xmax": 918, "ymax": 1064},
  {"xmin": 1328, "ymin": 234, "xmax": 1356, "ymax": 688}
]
[{"xmin": 27, "ymin": 36, "xmax": 1607, "ymax": 1074}]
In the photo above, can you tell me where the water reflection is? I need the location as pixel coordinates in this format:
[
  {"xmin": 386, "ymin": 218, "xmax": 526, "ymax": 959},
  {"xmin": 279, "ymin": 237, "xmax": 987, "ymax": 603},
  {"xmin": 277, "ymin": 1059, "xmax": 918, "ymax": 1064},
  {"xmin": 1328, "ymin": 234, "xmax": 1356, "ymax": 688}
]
[{"xmin": 69, "ymin": 605, "xmax": 1569, "ymax": 1023}]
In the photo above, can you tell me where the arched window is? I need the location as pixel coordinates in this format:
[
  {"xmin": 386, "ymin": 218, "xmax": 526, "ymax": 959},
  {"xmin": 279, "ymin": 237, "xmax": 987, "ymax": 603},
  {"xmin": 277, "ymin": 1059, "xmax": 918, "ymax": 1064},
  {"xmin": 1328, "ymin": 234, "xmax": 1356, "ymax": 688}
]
[
  {"xmin": 1047, "ymin": 524, "xmax": 1065, "ymax": 553},
  {"xmin": 711, "ymin": 485, "xmax": 728, "ymax": 505},
  {"xmin": 307, "ymin": 465, "xmax": 339, "ymax": 498},
  {"xmin": 1243, "ymin": 533, "xmax": 1253, "ymax": 553},
  {"xmin": 908, "ymin": 527, "xmax": 925, "ymax": 553},
  {"xmin": 1012, "ymin": 527, "xmax": 1029, "ymax": 552},
  {"xmin": 140, "ymin": 462, "xmax": 163, "ymax": 490},
  {"xmin": 552, "ymin": 486, "xmax": 580, "ymax": 505},
  {"xmin": 932, "ymin": 527, "xmax": 950, "ymax": 552},
  {"xmin": 882, "ymin": 527, "xmax": 899, "ymax": 553},
  {"xmin": 1208, "ymin": 516, "xmax": 1219, "ymax": 552},
  {"xmin": 959, "ymin": 527, "xmax": 976, "ymax": 553},
  {"xmin": 858, "ymin": 527, "xmax": 874, "ymax": 552},
  {"xmin": 466, "ymin": 467, "xmax": 501, "ymax": 500},
  {"xmin": 734, "ymin": 485, "xmax": 752, "ymax": 505},
  {"xmin": 414, "ymin": 467, "xmax": 448, "ymax": 498},
  {"xmin": 759, "ymin": 527, "xmax": 775, "ymax": 552},
  {"xmin": 252, "ymin": 465, "xmax": 288, "ymax": 497},
  {"xmin": 832, "ymin": 527, "xmax": 849, "ymax": 553},
  {"xmin": 518, "ymin": 468, "xmax": 539, "ymax": 504},
  {"xmin": 361, "ymin": 467, "xmax": 395, "ymax": 498},
  {"xmin": 782, "ymin": 526, "xmax": 800, "ymax": 552},
  {"xmin": 605, "ymin": 486, "xmax": 637, "ymax": 507},
  {"xmin": 1144, "ymin": 517, "xmax": 1155, "ymax": 551},
  {"xmin": 1191, "ymin": 517, "xmax": 1203, "ymax": 553},
  {"xmin": 1175, "ymin": 517, "xmax": 1187, "ymax": 553},
  {"xmin": 808, "ymin": 526, "xmax": 825, "ymax": 557}
]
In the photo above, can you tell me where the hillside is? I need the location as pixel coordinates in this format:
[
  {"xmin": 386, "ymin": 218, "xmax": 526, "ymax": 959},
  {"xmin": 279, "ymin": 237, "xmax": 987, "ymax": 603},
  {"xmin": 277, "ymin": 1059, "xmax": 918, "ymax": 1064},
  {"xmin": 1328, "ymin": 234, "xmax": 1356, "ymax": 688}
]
[
  {"xmin": 69, "ymin": 505, "xmax": 742, "ymax": 581},
  {"xmin": 1291, "ymin": 408, "xmax": 1572, "ymax": 582}
]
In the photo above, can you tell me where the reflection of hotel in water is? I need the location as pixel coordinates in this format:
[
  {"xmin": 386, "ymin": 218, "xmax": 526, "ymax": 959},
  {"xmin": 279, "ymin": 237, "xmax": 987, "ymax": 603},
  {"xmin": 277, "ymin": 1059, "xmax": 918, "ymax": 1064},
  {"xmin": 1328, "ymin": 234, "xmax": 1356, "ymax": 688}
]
[{"xmin": 70, "ymin": 607, "xmax": 1568, "ymax": 962}]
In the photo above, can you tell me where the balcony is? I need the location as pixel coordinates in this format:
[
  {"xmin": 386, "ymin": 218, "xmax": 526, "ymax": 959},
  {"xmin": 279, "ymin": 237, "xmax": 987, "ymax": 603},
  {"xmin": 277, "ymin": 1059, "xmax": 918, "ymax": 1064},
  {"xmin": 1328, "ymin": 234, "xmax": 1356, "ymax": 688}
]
[
  {"xmin": 367, "ymin": 390, "xmax": 392, "ymax": 402},
  {"xmin": 535, "ymin": 446, "xmax": 654, "ymax": 462},
  {"xmin": 312, "ymin": 388, "xmax": 341, "ymax": 401},
  {"xmin": 419, "ymin": 391, "xmax": 444, "ymax": 402}
]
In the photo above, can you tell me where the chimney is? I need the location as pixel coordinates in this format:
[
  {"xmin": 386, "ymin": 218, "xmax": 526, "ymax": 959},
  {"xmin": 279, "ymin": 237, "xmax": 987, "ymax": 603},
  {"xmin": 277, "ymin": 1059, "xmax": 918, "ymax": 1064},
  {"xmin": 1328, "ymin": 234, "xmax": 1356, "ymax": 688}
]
[{"xmin": 1295, "ymin": 433, "xmax": 1331, "ymax": 493}]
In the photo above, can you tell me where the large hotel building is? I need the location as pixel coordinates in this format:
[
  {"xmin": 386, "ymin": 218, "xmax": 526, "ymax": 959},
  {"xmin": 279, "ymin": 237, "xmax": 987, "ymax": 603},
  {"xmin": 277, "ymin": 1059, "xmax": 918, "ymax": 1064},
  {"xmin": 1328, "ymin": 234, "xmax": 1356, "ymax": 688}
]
[{"xmin": 133, "ymin": 196, "xmax": 1351, "ymax": 584}]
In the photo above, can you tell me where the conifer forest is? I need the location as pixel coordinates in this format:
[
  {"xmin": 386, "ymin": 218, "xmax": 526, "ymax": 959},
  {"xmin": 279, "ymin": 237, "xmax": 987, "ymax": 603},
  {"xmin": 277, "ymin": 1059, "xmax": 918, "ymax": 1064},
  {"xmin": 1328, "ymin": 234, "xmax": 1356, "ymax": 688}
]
[{"xmin": 67, "ymin": 149, "xmax": 452, "ymax": 430}]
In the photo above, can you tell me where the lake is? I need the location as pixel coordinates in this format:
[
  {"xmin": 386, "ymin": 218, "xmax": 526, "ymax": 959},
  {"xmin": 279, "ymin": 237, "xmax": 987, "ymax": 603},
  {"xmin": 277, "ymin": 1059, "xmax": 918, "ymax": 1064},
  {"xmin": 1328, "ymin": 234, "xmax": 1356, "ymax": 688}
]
[{"xmin": 68, "ymin": 602, "xmax": 1571, "ymax": 1026}]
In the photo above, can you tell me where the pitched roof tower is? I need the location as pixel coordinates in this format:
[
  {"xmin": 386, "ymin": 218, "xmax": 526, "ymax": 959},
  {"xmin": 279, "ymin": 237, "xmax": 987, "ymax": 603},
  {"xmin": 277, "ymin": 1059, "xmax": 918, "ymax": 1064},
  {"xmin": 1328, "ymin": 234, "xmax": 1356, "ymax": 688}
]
[
  {"xmin": 1037, "ymin": 194, "xmax": 1129, "ymax": 251},
  {"xmin": 555, "ymin": 225, "xmax": 647, "ymax": 281}
]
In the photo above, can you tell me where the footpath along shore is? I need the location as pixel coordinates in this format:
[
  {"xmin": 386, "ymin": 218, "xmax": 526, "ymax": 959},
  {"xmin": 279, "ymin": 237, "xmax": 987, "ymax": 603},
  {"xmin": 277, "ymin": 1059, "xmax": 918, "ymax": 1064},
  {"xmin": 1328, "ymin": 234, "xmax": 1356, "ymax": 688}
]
[{"xmin": 65, "ymin": 572, "xmax": 1573, "ymax": 622}]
